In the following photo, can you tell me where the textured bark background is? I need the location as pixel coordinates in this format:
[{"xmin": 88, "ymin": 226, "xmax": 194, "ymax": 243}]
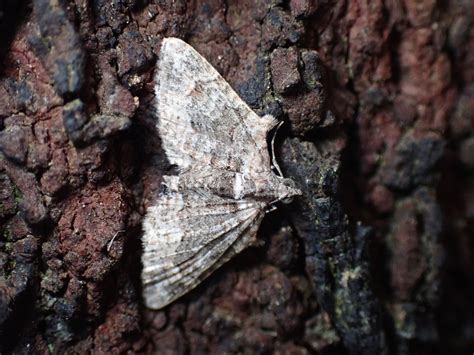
[{"xmin": 0, "ymin": 0, "xmax": 472, "ymax": 354}]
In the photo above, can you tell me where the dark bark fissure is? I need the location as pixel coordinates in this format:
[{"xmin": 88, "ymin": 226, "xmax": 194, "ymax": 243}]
[{"xmin": 0, "ymin": 0, "xmax": 472, "ymax": 354}]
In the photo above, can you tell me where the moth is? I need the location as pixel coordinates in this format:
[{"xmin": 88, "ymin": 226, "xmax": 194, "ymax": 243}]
[{"xmin": 142, "ymin": 37, "xmax": 301, "ymax": 309}]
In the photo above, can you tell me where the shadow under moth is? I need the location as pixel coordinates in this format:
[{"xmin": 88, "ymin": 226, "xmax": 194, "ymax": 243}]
[{"xmin": 142, "ymin": 38, "xmax": 301, "ymax": 309}]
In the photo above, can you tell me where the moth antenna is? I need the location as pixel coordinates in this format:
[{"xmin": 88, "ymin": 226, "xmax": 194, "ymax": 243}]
[
  {"xmin": 271, "ymin": 120, "xmax": 285, "ymax": 177},
  {"xmin": 107, "ymin": 230, "xmax": 125, "ymax": 252}
]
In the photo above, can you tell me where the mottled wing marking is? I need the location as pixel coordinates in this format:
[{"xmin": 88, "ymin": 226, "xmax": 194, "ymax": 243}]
[
  {"xmin": 156, "ymin": 37, "xmax": 277, "ymax": 174},
  {"xmin": 142, "ymin": 37, "xmax": 292, "ymax": 310},
  {"xmin": 142, "ymin": 190, "xmax": 264, "ymax": 309}
]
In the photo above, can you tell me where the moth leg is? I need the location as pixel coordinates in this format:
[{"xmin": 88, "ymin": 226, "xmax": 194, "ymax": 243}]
[{"xmin": 265, "ymin": 204, "xmax": 277, "ymax": 214}]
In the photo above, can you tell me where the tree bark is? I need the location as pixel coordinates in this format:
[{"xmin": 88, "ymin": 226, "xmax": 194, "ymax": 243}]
[{"xmin": 0, "ymin": 0, "xmax": 472, "ymax": 353}]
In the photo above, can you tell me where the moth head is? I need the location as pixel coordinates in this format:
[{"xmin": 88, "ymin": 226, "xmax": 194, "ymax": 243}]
[{"xmin": 278, "ymin": 177, "xmax": 302, "ymax": 204}]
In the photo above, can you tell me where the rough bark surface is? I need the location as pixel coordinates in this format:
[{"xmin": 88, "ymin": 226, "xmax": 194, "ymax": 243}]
[{"xmin": 0, "ymin": 0, "xmax": 472, "ymax": 354}]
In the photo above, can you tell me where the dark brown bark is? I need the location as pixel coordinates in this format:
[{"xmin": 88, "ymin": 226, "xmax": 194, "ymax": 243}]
[{"xmin": 0, "ymin": 0, "xmax": 472, "ymax": 353}]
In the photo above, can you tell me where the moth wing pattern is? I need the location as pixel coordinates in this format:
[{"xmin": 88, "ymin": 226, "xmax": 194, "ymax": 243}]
[
  {"xmin": 155, "ymin": 37, "xmax": 278, "ymax": 174},
  {"xmin": 142, "ymin": 190, "xmax": 265, "ymax": 309},
  {"xmin": 142, "ymin": 37, "xmax": 293, "ymax": 310}
]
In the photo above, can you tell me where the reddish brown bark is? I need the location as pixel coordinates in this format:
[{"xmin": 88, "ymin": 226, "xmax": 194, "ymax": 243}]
[{"xmin": 0, "ymin": 0, "xmax": 472, "ymax": 353}]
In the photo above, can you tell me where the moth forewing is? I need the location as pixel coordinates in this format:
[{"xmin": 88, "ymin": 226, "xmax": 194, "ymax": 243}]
[{"xmin": 142, "ymin": 37, "xmax": 300, "ymax": 309}]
